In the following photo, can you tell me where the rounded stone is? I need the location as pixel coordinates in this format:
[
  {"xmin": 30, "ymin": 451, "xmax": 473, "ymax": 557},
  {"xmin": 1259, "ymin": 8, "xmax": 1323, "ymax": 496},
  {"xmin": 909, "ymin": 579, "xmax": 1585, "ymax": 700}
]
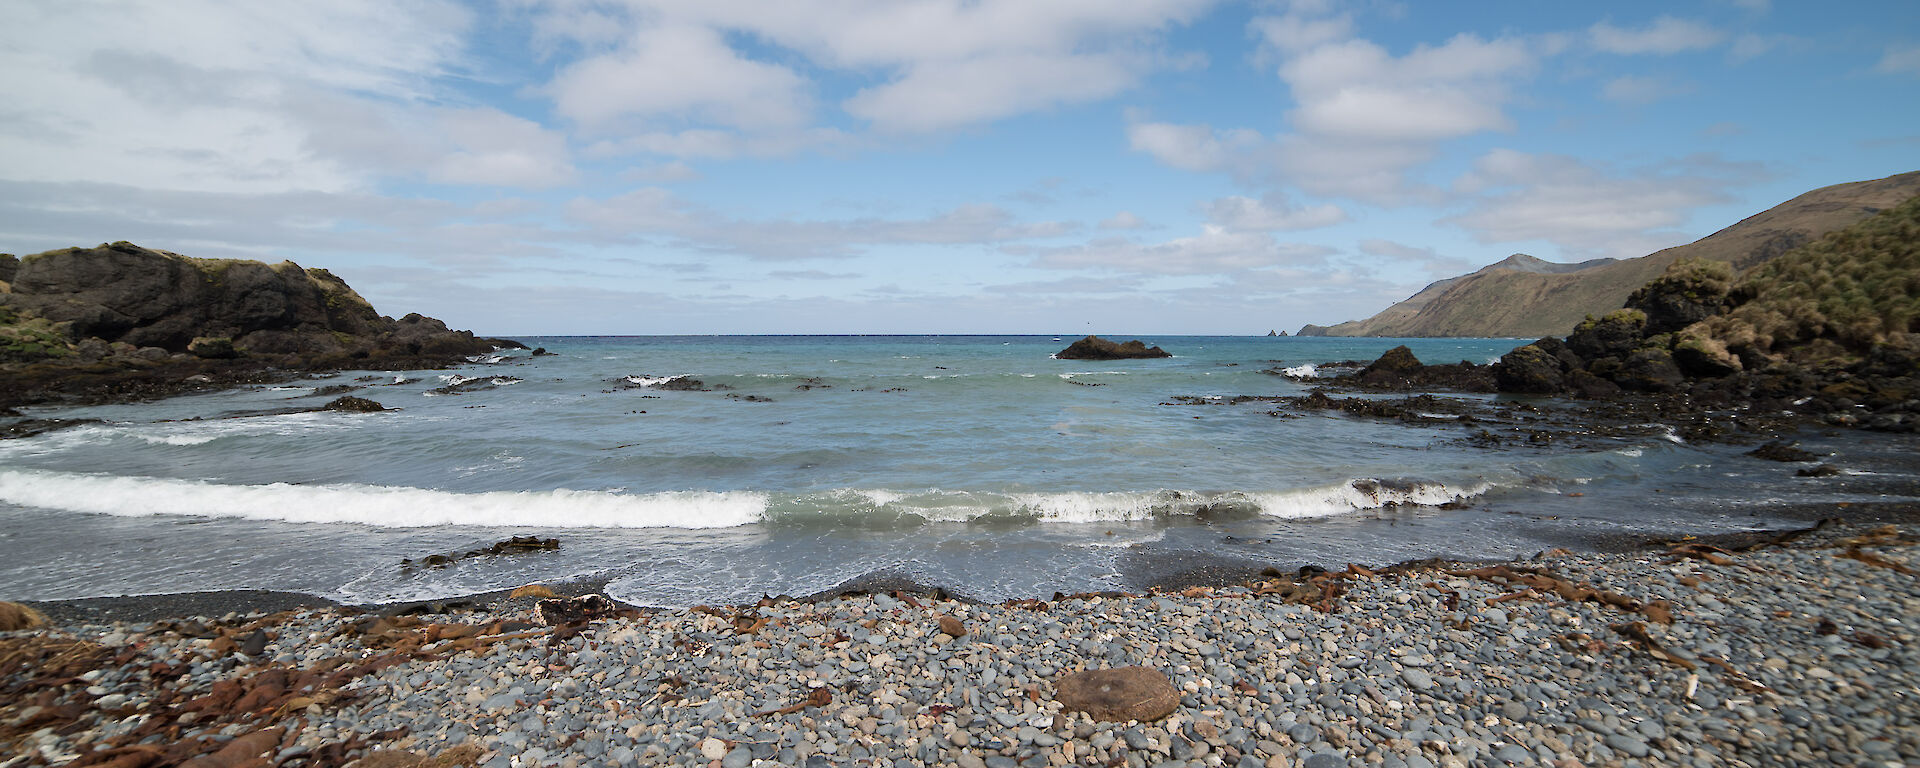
[{"xmin": 1055, "ymin": 667, "xmax": 1181, "ymax": 723}]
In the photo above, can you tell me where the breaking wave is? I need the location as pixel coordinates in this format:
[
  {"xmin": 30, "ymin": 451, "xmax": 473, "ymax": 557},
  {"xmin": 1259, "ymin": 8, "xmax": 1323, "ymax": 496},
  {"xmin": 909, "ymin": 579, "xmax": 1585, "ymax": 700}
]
[{"xmin": 0, "ymin": 470, "xmax": 1491, "ymax": 529}]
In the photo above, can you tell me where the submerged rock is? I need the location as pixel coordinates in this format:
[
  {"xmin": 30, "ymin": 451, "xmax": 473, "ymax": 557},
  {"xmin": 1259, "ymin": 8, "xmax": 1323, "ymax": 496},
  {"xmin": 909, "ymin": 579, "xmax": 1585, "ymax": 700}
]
[
  {"xmin": 1055, "ymin": 335, "xmax": 1171, "ymax": 360},
  {"xmin": 403, "ymin": 536, "xmax": 559, "ymax": 569},
  {"xmin": 1748, "ymin": 441, "xmax": 1819, "ymax": 462}
]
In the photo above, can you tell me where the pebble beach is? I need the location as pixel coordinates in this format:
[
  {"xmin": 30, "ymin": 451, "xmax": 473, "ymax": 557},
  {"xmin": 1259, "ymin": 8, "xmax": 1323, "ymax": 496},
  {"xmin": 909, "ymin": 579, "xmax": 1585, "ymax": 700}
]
[{"xmin": 4, "ymin": 522, "xmax": 1917, "ymax": 768}]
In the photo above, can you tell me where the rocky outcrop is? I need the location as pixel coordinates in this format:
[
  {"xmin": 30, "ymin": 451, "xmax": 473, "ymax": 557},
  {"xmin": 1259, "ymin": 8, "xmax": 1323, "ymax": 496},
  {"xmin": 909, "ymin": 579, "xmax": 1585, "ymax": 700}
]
[
  {"xmin": 1482, "ymin": 197, "xmax": 1920, "ymax": 433},
  {"xmin": 1056, "ymin": 335, "xmax": 1172, "ymax": 360},
  {"xmin": 322, "ymin": 395, "xmax": 390, "ymax": 413},
  {"xmin": 1342, "ymin": 346, "xmax": 1497, "ymax": 392},
  {"xmin": 1299, "ymin": 172, "xmax": 1920, "ymax": 338},
  {"xmin": 0, "ymin": 241, "xmax": 524, "ymax": 407},
  {"xmin": 0, "ymin": 242, "xmax": 520, "ymax": 363}
]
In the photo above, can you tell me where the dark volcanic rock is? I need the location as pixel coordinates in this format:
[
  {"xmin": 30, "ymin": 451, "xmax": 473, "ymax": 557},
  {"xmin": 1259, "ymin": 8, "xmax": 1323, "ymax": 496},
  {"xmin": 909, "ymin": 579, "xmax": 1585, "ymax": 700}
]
[
  {"xmin": 2, "ymin": 417, "xmax": 104, "ymax": 440},
  {"xmin": 428, "ymin": 376, "xmax": 522, "ymax": 396},
  {"xmin": 1747, "ymin": 441, "xmax": 1819, "ymax": 462},
  {"xmin": 1055, "ymin": 667, "xmax": 1181, "ymax": 722},
  {"xmin": 1492, "ymin": 343, "xmax": 1568, "ymax": 394},
  {"xmin": 1056, "ymin": 335, "xmax": 1172, "ymax": 360},
  {"xmin": 1363, "ymin": 345, "xmax": 1422, "ymax": 374},
  {"xmin": 1626, "ymin": 257, "xmax": 1733, "ymax": 335},
  {"xmin": 404, "ymin": 536, "xmax": 559, "ymax": 569},
  {"xmin": 186, "ymin": 336, "xmax": 239, "ymax": 359},
  {"xmin": 1616, "ymin": 348, "xmax": 1685, "ymax": 392},
  {"xmin": 1341, "ymin": 345, "xmax": 1495, "ymax": 391},
  {"xmin": 1, "ymin": 242, "xmax": 525, "ymax": 408},
  {"xmin": 322, "ymin": 395, "xmax": 389, "ymax": 413},
  {"xmin": 1566, "ymin": 310, "xmax": 1647, "ymax": 361}
]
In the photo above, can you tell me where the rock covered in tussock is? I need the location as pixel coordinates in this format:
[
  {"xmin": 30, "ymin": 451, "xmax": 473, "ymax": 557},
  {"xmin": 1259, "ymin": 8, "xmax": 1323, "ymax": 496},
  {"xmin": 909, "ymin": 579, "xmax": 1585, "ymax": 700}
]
[{"xmin": 3, "ymin": 523, "xmax": 1917, "ymax": 767}]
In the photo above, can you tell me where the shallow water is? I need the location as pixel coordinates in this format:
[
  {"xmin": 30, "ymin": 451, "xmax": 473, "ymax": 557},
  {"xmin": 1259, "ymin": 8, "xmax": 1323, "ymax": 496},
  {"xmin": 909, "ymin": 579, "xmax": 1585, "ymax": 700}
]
[{"xmin": 2, "ymin": 335, "xmax": 1915, "ymax": 606}]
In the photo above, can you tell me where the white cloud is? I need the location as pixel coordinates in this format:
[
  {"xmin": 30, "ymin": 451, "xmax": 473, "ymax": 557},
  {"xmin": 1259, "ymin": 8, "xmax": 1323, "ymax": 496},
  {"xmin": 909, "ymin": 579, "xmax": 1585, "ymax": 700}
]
[
  {"xmin": 1203, "ymin": 195, "xmax": 1346, "ymax": 231},
  {"xmin": 619, "ymin": 162, "xmax": 702, "ymax": 184},
  {"xmin": 1357, "ymin": 238, "xmax": 1475, "ymax": 275},
  {"xmin": 1600, "ymin": 75, "xmax": 1693, "ymax": 105},
  {"xmin": 1446, "ymin": 149, "xmax": 1762, "ymax": 260},
  {"xmin": 566, "ymin": 189, "xmax": 1072, "ymax": 260},
  {"xmin": 1133, "ymin": 7, "xmax": 1542, "ymax": 202},
  {"xmin": 0, "ymin": 1, "xmax": 575, "ymax": 194},
  {"xmin": 1100, "ymin": 212, "xmax": 1148, "ymax": 230},
  {"xmin": 1589, "ymin": 17, "xmax": 1725, "ymax": 55},
  {"xmin": 1125, "ymin": 121, "xmax": 1268, "ymax": 173},
  {"xmin": 1877, "ymin": 45, "xmax": 1920, "ymax": 77},
  {"xmin": 425, "ymin": 109, "xmax": 577, "ymax": 188},
  {"xmin": 845, "ymin": 51, "xmax": 1139, "ymax": 134},
  {"xmin": 1250, "ymin": 11, "xmax": 1353, "ymax": 55},
  {"xmin": 547, "ymin": 24, "xmax": 813, "ymax": 131},
  {"xmin": 1280, "ymin": 35, "xmax": 1532, "ymax": 142},
  {"xmin": 1728, "ymin": 33, "xmax": 1776, "ymax": 62},
  {"xmin": 526, "ymin": 0, "xmax": 1213, "ymax": 142},
  {"xmin": 1017, "ymin": 226, "xmax": 1334, "ymax": 275}
]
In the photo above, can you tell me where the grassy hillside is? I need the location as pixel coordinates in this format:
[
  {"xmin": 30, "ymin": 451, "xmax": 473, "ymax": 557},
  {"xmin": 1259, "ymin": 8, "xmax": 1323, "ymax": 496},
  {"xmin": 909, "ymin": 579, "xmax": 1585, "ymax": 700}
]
[
  {"xmin": 1303, "ymin": 170, "xmax": 1920, "ymax": 338},
  {"xmin": 1299, "ymin": 254, "xmax": 1615, "ymax": 337},
  {"xmin": 1689, "ymin": 192, "xmax": 1920, "ymax": 363}
]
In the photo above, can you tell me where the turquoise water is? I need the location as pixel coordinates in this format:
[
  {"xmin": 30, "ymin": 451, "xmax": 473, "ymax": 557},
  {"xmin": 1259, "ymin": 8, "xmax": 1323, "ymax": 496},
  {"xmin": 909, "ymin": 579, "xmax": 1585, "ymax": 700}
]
[{"xmin": 2, "ymin": 335, "xmax": 1915, "ymax": 606}]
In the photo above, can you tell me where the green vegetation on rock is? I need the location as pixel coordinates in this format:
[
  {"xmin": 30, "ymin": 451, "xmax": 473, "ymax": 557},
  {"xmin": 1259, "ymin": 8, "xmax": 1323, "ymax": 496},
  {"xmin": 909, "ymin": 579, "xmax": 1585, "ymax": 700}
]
[
  {"xmin": 0, "ymin": 308, "xmax": 75, "ymax": 362},
  {"xmin": 1300, "ymin": 171, "xmax": 1920, "ymax": 338},
  {"xmin": 1691, "ymin": 192, "xmax": 1920, "ymax": 364}
]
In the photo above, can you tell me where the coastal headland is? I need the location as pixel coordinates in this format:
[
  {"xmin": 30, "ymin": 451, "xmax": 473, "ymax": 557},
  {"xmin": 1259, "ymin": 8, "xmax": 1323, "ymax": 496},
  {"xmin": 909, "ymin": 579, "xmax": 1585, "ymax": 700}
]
[{"xmin": 1, "ymin": 242, "xmax": 522, "ymax": 410}]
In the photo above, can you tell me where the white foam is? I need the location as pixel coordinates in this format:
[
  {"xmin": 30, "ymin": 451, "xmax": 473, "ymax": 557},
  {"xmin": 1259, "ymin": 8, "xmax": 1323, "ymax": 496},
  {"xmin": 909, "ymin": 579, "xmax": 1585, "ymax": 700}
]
[
  {"xmin": 0, "ymin": 469, "xmax": 766, "ymax": 529},
  {"xmin": 137, "ymin": 433, "xmax": 221, "ymax": 446},
  {"xmin": 1281, "ymin": 363, "xmax": 1318, "ymax": 378},
  {"xmin": 1006, "ymin": 491, "xmax": 1170, "ymax": 523},
  {"xmin": 624, "ymin": 374, "xmax": 688, "ymax": 387},
  {"xmin": 1246, "ymin": 479, "xmax": 1490, "ymax": 518}
]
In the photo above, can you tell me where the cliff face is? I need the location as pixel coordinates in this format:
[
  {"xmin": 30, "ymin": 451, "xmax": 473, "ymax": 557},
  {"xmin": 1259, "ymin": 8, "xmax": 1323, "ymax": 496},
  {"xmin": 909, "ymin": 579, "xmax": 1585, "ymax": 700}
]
[
  {"xmin": 1300, "ymin": 171, "xmax": 1920, "ymax": 338},
  {"xmin": 1, "ymin": 242, "xmax": 521, "ymax": 405}
]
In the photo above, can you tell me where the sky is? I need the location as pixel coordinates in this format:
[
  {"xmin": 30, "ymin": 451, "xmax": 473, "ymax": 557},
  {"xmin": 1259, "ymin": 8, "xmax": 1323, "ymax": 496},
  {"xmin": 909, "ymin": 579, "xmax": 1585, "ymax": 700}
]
[{"xmin": 1, "ymin": 1, "xmax": 1917, "ymax": 335}]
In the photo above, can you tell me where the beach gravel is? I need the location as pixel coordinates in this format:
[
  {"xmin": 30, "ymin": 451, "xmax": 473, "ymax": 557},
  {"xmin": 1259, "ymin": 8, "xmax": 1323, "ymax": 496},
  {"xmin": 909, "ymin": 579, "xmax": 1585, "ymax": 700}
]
[{"xmin": 2, "ymin": 523, "xmax": 1917, "ymax": 767}]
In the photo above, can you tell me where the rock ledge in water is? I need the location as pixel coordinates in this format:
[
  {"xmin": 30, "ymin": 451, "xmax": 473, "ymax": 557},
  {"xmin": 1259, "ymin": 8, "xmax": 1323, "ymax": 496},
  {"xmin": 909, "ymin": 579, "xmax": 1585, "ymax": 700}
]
[{"xmin": 1056, "ymin": 335, "xmax": 1171, "ymax": 360}]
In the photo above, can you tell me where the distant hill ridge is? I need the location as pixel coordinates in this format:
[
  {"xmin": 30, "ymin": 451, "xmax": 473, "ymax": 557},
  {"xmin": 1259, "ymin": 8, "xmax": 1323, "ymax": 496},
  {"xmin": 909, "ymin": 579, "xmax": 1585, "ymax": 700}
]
[
  {"xmin": 1298, "ymin": 171, "xmax": 1920, "ymax": 338},
  {"xmin": 1298, "ymin": 254, "xmax": 1617, "ymax": 337}
]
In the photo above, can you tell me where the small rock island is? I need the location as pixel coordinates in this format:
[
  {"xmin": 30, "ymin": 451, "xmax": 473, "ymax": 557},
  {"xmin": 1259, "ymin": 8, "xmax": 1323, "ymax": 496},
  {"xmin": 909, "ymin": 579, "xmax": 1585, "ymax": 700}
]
[{"xmin": 1055, "ymin": 335, "xmax": 1172, "ymax": 360}]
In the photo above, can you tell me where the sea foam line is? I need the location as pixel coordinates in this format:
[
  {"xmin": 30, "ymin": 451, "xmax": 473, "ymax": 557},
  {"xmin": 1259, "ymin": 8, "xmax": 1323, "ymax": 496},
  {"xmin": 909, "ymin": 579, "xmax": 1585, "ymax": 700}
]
[
  {"xmin": 0, "ymin": 471, "xmax": 1492, "ymax": 529},
  {"xmin": 0, "ymin": 470, "xmax": 764, "ymax": 529}
]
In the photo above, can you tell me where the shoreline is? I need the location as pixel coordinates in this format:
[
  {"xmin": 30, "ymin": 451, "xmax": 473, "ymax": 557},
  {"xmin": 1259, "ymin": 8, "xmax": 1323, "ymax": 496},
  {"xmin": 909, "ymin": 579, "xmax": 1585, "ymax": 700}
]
[
  {"xmin": 5, "ymin": 518, "xmax": 1914, "ymax": 767},
  {"xmin": 24, "ymin": 499, "xmax": 1920, "ymax": 628}
]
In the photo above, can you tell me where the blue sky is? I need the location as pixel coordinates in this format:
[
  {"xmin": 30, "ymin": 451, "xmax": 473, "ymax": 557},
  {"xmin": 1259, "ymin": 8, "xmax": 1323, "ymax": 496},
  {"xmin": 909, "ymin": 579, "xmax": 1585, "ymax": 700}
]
[{"xmin": 1, "ymin": 0, "xmax": 1916, "ymax": 335}]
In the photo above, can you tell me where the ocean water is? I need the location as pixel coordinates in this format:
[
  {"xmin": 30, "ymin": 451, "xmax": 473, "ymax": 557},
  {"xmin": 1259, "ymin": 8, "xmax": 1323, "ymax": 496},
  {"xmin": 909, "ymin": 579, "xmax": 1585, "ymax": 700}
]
[{"xmin": 2, "ymin": 335, "xmax": 1916, "ymax": 607}]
